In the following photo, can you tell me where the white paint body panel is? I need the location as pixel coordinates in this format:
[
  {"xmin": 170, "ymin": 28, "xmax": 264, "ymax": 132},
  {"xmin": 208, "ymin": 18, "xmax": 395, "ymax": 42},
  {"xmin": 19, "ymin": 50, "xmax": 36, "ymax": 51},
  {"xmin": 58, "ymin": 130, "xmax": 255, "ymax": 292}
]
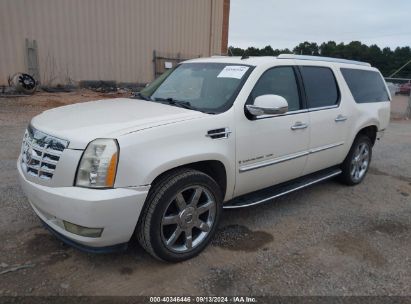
[
  {"xmin": 18, "ymin": 162, "xmax": 148, "ymax": 247},
  {"xmin": 31, "ymin": 98, "xmax": 205, "ymax": 149},
  {"xmin": 18, "ymin": 56, "xmax": 391, "ymax": 248}
]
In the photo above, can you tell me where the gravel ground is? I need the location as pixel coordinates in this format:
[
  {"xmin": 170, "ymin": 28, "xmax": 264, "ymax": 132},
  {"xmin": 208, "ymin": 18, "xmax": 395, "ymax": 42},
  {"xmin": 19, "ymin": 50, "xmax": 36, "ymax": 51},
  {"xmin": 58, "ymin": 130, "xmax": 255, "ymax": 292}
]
[{"xmin": 0, "ymin": 92, "xmax": 410, "ymax": 296}]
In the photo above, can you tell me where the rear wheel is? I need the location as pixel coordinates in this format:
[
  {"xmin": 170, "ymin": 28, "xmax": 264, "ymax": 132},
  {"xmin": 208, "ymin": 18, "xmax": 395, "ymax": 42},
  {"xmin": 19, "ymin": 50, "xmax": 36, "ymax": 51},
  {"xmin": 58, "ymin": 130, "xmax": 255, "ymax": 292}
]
[
  {"xmin": 340, "ymin": 135, "xmax": 372, "ymax": 185},
  {"xmin": 137, "ymin": 169, "xmax": 222, "ymax": 262}
]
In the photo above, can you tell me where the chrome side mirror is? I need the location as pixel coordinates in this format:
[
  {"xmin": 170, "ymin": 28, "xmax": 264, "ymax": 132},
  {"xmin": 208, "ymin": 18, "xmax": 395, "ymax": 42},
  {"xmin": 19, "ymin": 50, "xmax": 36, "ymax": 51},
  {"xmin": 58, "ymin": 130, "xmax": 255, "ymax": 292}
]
[{"xmin": 246, "ymin": 94, "xmax": 289, "ymax": 116}]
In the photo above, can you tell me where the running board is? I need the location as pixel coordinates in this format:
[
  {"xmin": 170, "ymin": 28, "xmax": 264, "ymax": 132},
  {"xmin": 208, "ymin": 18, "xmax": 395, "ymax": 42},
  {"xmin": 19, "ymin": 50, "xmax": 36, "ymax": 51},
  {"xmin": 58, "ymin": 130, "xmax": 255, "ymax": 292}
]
[{"xmin": 224, "ymin": 167, "xmax": 342, "ymax": 209}]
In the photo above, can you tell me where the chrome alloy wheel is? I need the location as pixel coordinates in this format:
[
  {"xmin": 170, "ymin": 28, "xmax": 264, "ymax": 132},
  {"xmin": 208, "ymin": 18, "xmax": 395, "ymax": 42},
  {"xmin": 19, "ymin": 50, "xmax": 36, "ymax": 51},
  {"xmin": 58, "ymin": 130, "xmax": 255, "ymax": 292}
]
[
  {"xmin": 161, "ymin": 186, "xmax": 216, "ymax": 253},
  {"xmin": 350, "ymin": 142, "xmax": 370, "ymax": 182}
]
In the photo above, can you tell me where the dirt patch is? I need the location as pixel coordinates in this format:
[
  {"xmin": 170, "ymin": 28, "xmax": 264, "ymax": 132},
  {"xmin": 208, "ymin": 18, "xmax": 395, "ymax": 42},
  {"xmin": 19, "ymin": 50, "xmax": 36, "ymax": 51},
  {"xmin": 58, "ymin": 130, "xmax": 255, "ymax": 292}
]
[
  {"xmin": 200, "ymin": 267, "xmax": 241, "ymax": 294},
  {"xmin": 22, "ymin": 233, "xmax": 71, "ymax": 266},
  {"xmin": 368, "ymin": 168, "xmax": 411, "ymax": 183},
  {"xmin": 25, "ymin": 233, "xmax": 68, "ymax": 254},
  {"xmin": 38, "ymin": 100, "xmax": 66, "ymax": 108},
  {"xmin": 330, "ymin": 233, "xmax": 386, "ymax": 267},
  {"xmin": 396, "ymin": 184, "xmax": 411, "ymax": 198},
  {"xmin": 211, "ymin": 225, "xmax": 273, "ymax": 252},
  {"xmin": 119, "ymin": 267, "xmax": 134, "ymax": 275},
  {"xmin": 369, "ymin": 219, "xmax": 410, "ymax": 235}
]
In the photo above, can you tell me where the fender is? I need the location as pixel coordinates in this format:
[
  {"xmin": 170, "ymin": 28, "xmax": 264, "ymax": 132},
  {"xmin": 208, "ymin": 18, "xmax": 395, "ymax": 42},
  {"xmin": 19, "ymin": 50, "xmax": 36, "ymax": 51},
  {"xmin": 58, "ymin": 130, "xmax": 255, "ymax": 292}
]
[
  {"xmin": 114, "ymin": 113, "xmax": 236, "ymax": 201},
  {"xmin": 346, "ymin": 100, "xmax": 389, "ymax": 149}
]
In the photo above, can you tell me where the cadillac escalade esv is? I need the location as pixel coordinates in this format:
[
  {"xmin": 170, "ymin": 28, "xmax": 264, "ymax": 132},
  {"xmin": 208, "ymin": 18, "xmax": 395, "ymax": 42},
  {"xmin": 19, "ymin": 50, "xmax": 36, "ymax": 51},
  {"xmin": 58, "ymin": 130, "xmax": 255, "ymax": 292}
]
[{"xmin": 18, "ymin": 54, "xmax": 390, "ymax": 261}]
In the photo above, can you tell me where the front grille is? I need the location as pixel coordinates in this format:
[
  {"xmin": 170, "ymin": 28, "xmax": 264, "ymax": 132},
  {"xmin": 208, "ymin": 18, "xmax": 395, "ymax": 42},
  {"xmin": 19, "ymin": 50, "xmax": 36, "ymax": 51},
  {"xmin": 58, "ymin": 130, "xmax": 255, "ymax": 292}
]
[{"xmin": 20, "ymin": 126, "xmax": 69, "ymax": 180}]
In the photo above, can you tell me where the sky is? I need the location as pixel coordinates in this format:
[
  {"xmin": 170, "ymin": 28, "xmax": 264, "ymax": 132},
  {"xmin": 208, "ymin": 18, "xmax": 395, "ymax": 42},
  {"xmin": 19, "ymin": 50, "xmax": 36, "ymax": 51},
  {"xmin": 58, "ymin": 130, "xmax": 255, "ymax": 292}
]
[{"xmin": 228, "ymin": 0, "xmax": 411, "ymax": 50}]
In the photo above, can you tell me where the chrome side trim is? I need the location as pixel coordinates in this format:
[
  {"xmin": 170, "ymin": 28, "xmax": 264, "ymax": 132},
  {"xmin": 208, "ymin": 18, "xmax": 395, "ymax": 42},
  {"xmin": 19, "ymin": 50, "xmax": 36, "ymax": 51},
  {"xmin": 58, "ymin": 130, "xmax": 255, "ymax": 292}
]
[
  {"xmin": 308, "ymin": 104, "xmax": 339, "ymax": 111},
  {"xmin": 252, "ymin": 109, "xmax": 308, "ymax": 120},
  {"xmin": 239, "ymin": 142, "xmax": 345, "ymax": 173},
  {"xmin": 224, "ymin": 170, "xmax": 342, "ymax": 209},
  {"xmin": 309, "ymin": 142, "xmax": 344, "ymax": 154},
  {"xmin": 239, "ymin": 151, "xmax": 309, "ymax": 173},
  {"xmin": 251, "ymin": 105, "xmax": 340, "ymax": 120}
]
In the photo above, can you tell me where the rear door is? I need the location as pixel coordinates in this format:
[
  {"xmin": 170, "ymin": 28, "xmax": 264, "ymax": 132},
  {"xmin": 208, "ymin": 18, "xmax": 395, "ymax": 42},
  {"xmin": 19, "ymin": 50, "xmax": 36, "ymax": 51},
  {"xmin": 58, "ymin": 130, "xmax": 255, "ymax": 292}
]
[{"xmin": 300, "ymin": 65, "xmax": 350, "ymax": 175}]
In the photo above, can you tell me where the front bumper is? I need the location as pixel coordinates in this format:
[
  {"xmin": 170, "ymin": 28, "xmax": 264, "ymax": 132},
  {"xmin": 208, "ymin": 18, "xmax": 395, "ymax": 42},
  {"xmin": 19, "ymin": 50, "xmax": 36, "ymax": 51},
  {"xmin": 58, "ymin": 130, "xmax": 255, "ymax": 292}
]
[{"xmin": 18, "ymin": 162, "xmax": 149, "ymax": 249}]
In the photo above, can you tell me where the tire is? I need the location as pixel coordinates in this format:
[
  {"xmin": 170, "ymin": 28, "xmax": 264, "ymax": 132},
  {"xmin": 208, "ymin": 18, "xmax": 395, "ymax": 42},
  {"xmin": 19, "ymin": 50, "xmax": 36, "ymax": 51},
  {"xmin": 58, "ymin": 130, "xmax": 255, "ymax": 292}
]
[
  {"xmin": 340, "ymin": 135, "xmax": 372, "ymax": 185},
  {"xmin": 136, "ymin": 168, "xmax": 223, "ymax": 262}
]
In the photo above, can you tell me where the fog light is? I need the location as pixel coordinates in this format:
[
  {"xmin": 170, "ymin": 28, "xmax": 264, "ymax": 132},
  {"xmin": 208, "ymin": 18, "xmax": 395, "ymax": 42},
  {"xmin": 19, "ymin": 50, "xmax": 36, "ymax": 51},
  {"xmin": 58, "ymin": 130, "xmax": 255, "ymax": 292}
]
[{"xmin": 63, "ymin": 221, "xmax": 103, "ymax": 238}]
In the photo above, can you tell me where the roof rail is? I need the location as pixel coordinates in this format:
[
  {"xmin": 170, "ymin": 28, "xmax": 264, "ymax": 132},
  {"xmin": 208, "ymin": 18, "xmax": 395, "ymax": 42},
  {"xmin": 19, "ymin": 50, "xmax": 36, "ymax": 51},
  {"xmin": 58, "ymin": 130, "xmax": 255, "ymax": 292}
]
[{"xmin": 277, "ymin": 54, "xmax": 371, "ymax": 67}]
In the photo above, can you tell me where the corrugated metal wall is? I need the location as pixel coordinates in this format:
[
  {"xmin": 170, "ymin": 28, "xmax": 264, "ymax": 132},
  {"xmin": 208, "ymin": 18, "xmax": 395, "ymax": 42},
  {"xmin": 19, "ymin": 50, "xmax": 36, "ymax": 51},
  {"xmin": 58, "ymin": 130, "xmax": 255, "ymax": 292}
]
[{"xmin": 0, "ymin": 0, "xmax": 227, "ymax": 85}]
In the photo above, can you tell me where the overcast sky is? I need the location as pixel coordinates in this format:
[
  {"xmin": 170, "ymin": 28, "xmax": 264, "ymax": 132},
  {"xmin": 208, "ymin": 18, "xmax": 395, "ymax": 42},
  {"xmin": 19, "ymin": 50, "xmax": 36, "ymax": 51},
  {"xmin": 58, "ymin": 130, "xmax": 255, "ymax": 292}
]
[{"xmin": 229, "ymin": 0, "xmax": 411, "ymax": 50}]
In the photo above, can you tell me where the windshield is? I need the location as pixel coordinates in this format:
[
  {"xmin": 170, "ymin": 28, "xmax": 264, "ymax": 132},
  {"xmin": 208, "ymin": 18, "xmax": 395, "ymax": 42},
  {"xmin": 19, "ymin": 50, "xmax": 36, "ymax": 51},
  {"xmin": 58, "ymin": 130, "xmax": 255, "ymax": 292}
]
[{"xmin": 139, "ymin": 63, "xmax": 252, "ymax": 113}]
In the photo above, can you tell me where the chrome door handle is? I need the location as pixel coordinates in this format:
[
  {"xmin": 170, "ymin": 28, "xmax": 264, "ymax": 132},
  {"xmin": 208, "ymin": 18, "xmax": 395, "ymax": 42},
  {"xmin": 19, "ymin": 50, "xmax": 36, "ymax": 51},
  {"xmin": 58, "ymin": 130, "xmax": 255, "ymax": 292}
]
[
  {"xmin": 335, "ymin": 115, "xmax": 348, "ymax": 122},
  {"xmin": 291, "ymin": 122, "xmax": 308, "ymax": 130}
]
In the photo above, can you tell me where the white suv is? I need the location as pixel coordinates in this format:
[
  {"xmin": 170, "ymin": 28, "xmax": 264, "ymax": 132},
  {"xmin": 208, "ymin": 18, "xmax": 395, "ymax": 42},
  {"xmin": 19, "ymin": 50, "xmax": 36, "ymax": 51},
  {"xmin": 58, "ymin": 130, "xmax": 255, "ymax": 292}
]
[{"xmin": 18, "ymin": 55, "xmax": 390, "ymax": 261}]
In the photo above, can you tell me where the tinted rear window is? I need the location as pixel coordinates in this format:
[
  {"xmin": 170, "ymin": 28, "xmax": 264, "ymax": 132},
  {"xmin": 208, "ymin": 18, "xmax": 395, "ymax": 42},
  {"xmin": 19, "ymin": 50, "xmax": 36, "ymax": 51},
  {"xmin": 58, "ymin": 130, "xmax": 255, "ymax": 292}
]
[
  {"xmin": 300, "ymin": 66, "xmax": 339, "ymax": 108},
  {"xmin": 341, "ymin": 68, "xmax": 390, "ymax": 103}
]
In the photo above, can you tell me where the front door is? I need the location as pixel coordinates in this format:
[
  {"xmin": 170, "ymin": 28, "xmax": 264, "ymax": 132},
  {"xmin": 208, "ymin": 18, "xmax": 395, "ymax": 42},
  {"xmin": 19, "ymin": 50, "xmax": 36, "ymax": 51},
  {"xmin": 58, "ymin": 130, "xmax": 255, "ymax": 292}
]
[{"xmin": 235, "ymin": 66, "xmax": 310, "ymax": 197}]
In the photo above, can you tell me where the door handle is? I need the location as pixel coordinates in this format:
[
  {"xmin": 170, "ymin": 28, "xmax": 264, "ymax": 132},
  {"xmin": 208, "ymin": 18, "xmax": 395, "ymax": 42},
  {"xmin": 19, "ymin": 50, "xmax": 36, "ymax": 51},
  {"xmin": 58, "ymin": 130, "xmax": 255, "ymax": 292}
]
[
  {"xmin": 335, "ymin": 114, "xmax": 348, "ymax": 122},
  {"xmin": 291, "ymin": 122, "xmax": 308, "ymax": 130}
]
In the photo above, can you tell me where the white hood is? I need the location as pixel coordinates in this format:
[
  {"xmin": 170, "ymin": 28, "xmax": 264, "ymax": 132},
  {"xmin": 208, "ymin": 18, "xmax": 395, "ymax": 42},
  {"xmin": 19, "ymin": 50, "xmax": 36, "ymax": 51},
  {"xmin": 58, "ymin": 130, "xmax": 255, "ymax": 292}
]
[{"xmin": 31, "ymin": 98, "xmax": 205, "ymax": 149}]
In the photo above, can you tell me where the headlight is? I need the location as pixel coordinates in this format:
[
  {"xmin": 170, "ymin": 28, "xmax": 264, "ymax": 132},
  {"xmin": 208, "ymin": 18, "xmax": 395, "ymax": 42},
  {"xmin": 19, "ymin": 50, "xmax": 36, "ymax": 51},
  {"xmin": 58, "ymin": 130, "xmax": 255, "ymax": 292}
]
[{"xmin": 75, "ymin": 139, "xmax": 119, "ymax": 188}]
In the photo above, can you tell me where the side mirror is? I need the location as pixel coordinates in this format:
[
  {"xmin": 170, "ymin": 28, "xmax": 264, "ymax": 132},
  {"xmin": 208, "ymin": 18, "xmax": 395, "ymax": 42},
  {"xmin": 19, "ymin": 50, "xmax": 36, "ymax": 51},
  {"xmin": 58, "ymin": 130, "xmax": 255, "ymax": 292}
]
[{"xmin": 246, "ymin": 94, "xmax": 289, "ymax": 117}]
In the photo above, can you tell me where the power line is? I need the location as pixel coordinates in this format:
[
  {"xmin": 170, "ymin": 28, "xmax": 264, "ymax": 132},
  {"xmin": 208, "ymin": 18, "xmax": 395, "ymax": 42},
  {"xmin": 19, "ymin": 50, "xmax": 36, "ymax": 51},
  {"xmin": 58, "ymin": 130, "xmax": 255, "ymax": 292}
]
[{"xmin": 389, "ymin": 59, "xmax": 411, "ymax": 78}]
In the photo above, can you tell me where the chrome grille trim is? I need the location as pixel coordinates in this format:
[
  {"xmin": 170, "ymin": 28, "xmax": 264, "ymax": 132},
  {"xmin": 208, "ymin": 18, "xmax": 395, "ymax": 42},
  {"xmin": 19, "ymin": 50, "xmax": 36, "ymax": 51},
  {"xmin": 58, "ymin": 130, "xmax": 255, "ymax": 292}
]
[{"xmin": 20, "ymin": 126, "xmax": 69, "ymax": 181}]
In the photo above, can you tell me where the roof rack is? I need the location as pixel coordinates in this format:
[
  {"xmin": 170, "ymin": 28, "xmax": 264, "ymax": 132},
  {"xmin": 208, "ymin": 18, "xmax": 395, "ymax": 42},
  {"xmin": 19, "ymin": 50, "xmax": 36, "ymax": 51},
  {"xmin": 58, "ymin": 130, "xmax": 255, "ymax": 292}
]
[{"xmin": 277, "ymin": 54, "xmax": 371, "ymax": 67}]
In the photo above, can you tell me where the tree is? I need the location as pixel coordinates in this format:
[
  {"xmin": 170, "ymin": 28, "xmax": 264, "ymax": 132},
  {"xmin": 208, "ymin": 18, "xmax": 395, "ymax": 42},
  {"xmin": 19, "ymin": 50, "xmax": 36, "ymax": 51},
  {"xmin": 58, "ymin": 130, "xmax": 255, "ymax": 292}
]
[
  {"xmin": 228, "ymin": 41, "xmax": 411, "ymax": 77},
  {"xmin": 319, "ymin": 41, "xmax": 337, "ymax": 56},
  {"xmin": 293, "ymin": 42, "xmax": 320, "ymax": 55}
]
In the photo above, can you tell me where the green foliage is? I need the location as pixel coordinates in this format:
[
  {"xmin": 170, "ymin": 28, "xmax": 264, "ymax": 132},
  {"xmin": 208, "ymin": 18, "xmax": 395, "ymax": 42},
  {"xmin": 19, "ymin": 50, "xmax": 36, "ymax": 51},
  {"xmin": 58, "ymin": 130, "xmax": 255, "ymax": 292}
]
[
  {"xmin": 228, "ymin": 42, "xmax": 411, "ymax": 78},
  {"xmin": 229, "ymin": 46, "xmax": 292, "ymax": 57}
]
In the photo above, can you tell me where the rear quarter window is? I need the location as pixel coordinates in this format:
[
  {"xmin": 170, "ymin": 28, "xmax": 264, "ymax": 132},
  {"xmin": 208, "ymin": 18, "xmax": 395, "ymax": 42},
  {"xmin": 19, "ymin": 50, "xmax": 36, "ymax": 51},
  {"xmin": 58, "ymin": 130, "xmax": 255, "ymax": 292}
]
[{"xmin": 340, "ymin": 68, "xmax": 390, "ymax": 103}]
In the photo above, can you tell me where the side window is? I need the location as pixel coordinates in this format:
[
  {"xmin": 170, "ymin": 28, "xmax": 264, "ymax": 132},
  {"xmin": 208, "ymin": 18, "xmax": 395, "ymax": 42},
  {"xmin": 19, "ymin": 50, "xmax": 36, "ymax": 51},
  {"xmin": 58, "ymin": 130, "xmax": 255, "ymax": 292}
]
[
  {"xmin": 251, "ymin": 66, "xmax": 301, "ymax": 111},
  {"xmin": 300, "ymin": 66, "xmax": 339, "ymax": 108},
  {"xmin": 340, "ymin": 68, "xmax": 390, "ymax": 103}
]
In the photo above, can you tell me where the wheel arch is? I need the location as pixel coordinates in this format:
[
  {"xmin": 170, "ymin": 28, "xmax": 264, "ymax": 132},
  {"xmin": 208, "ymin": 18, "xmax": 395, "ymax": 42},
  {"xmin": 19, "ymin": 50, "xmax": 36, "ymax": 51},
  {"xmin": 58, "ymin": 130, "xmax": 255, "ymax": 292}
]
[
  {"xmin": 148, "ymin": 159, "xmax": 229, "ymax": 201},
  {"xmin": 356, "ymin": 124, "xmax": 378, "ymax": 146}
]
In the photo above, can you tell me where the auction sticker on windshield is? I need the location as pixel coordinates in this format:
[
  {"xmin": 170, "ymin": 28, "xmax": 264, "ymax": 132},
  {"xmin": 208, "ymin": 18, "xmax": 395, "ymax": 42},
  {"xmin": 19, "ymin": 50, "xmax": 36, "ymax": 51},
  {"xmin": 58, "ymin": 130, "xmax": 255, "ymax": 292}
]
[{"xmin": 217, "ymin": 65, "xmax": 249, "ymax": 79}]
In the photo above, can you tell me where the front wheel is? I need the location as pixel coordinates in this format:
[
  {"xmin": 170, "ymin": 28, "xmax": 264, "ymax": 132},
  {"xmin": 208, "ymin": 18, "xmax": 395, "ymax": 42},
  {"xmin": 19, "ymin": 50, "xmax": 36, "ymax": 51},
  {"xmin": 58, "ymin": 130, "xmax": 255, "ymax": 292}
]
[
  {"xmin": 137, "ymin": 169, "xmax": 223, "ymax": 262},
  {"xmin": 340, "ymin": 135, "xmax": 372, "ymax": 185}
]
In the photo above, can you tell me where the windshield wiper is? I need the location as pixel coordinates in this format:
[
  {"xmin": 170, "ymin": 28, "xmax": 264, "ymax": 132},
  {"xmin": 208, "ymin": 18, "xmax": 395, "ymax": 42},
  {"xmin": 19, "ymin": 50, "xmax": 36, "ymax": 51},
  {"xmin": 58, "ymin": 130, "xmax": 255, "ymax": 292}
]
[
  {"xmin": 134, "ymin": 92, "xmax": 152, "ymax": 101},
  {"xmin": 154, "ymin": 97, "xmax": 195, "ymax": 110}
]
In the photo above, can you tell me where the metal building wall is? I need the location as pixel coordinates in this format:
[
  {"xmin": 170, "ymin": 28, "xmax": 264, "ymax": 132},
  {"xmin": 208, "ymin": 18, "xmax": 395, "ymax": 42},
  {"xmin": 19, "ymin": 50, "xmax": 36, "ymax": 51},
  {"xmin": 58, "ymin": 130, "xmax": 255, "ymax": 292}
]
[{"xmin": 0, "ymin": 0, "xmax": 228, "ymax": 85}]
